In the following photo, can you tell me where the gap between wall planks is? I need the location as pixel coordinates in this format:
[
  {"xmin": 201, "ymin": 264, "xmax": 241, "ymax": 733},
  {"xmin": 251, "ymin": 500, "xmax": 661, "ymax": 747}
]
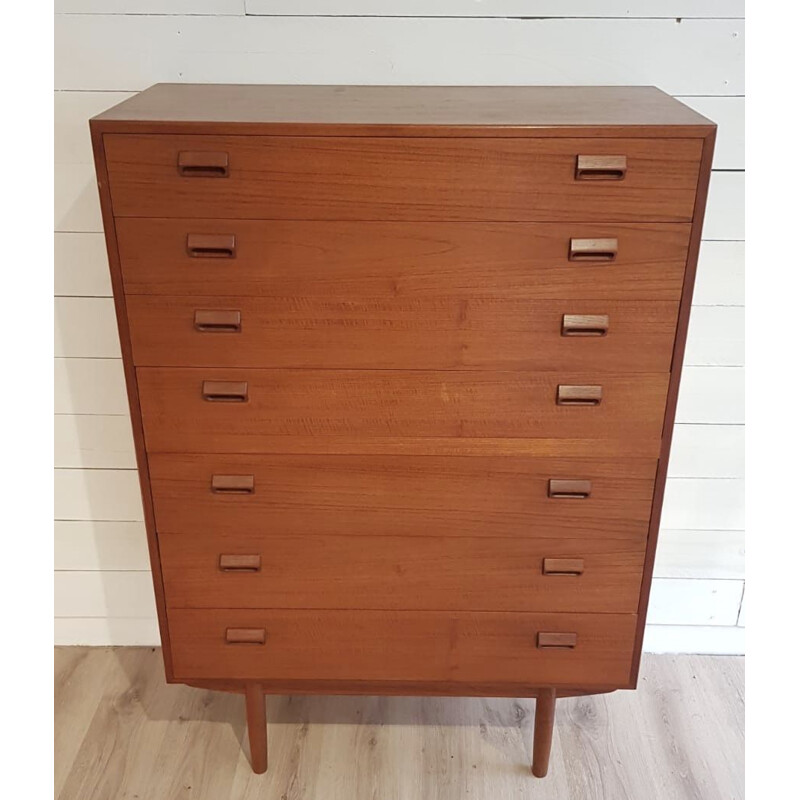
[{"xmin": 53, "ymin": 7, "xmax": 744, "ymax": 649}]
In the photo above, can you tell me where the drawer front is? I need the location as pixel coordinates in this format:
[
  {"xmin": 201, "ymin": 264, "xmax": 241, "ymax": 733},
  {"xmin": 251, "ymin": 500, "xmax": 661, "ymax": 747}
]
[
  {"xmin": 159, "ymin": 533, "xmax": 645, "ymax": 614},
  {"xmin": 105, "ymin": 135, "xmax": 702, "ymax": 222},
  {"xmin": 149, "ymin": 454, "xmax": 657, "ymax": 540},
  {"xmin": 137, "ymin": 368, "xmax": 670, "ymax": 451},
  {"xmin": 168, "ymin": 608, "xmax": 638, "ymax": 686},
  {"xmin": 115, "ymin": 219, "xmax": 691, "ymax": 301},
  {"xmin": 128, "ymin": 296, "xmax": 679, "ymax": 372}
]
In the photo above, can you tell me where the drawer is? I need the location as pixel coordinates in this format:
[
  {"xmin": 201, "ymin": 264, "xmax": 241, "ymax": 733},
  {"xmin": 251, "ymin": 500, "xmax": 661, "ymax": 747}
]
[
  {"xmin": 105, "ymin": 135, "xmax": 702, "ymax": 222},
  {"xmin": 127, "ymin": 296, "xmax": 679, "ymax": 372},
  {"xmin": 168, "ymin": 608, "xmax": 638, "ymax": 687},
  {"xmin": 149, "ymin": 454, "xmax": 657, "ymax": 540},
  {"xmin": 137, "ymin": 368, "xmax": 670, "ymax": 452},
  {"xmin": 159, "ymin": 532, "xmax": 645, "ymax": 613},
  {"xmin": 115, "ymin": 219, "xmax": 692, "ymax": 301}
]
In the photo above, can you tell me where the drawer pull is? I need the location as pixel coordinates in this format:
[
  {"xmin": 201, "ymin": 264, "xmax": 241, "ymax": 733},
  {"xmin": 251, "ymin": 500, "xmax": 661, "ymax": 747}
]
[
  {"xmin": 561, "ymin": 314, "xmax": 609, "ymax": 337},
  {"xmin": 556, "ymin": 384, "xmax": 602, "ymax": 406},
  {"xmin": 542, "ymin": 557, "xmax": 585, "ymax": 576},
  {"xmin": 575, "ymin": 155, "xmax": 627, "ymax": 181},
  {"xmin": 194, "ymin": 309, "xmax": 242, "ymax": 333},
  {"xmin": 537, "ymin": 632, "xmax": 578, "ymax": 650},
  {"xmin": 568, "ymin": 238, "xmax": 618, "ymax": 262},
  {"xmin": 211, "ymin": 474, "xmax": 255, "ymax": 494},
  {"xmin": 225, "ymin": 628, "xmax": 266, "ymax": 645},
  {"xmin": 178, "ymin": 151, "xmax": 229, "ymax": 178},
  {"xmin": 219, "ymin": 554, "xmax": 261, "ymax": 572},
  {"xmin": 186, "ymin": 233, "xmax": 236, "ymax": 259},
  {"xmin": 202, "ymin": 380, "xmax": 248, "ymax": 402},
  {"xmin": 548, "ymin": 479, "xmax": 592, "ymax": 499}
]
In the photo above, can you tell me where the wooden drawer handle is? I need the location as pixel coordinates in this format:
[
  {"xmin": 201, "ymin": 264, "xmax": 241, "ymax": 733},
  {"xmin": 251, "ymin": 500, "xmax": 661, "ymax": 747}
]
[
  {"xmin": 202, "ymin": 380, "xmax": 248, "ymax": 402},
  {"xmin": 211, "ymin": 474, "xmax": 255, "ymax": 494},
  {"xmin": 568, "ymin": 238, "xmax": 618, "ymax": 262},
  {"xmin": 178, "ymin": 151, "xmax": 229, "ymax": 178},
  {"xmin": 194, "ymin": 309, "xmax": 242, "ymax": 333},
  {"xmin": 542, "ymin": 557, "xmax": 585, "ymax": 576},
  {"xmin": 548, "ymin": 479, "xmax": 592, "ymax": 499},
  {"xmin": 537, "ymin": 632, "xmax": 578, "ymax": 650},
  {"xmin": 186, "ymin": 233, "xmax": 236, "ymax": 259},
  {"xmin": 219, "ymin": 554, "xmax": 261, "ymax": 572},
  {"xmin": 575, "ymin": 155, "xmax": 627, "ymax": 181},
  {"xmin": 556, "ymin": 385, "xmax": 602, "ymax": 406},
  {"xmin": 226, "ymin": 628, "xmax": 266, "ymax": 645},
  {"xmin": 561, "ymin": 314, "xmax": 609, "ymax": 337}
]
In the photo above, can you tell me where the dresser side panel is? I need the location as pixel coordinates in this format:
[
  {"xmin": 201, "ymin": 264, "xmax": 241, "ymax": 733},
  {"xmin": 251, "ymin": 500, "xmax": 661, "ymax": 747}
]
[
  {"xmin": 89, "ymin": 121, "xmax": 175, "ymax": 681},
  {"xmin": 629, "ymin": 128, "xmax": 718, "ymax": 686}
]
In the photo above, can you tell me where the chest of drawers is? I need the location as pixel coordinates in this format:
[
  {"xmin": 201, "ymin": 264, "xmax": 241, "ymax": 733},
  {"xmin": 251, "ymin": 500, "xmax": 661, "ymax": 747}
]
[{"xmin": 91, "ymin": 84, "xmax": 715, "ymax": 778}]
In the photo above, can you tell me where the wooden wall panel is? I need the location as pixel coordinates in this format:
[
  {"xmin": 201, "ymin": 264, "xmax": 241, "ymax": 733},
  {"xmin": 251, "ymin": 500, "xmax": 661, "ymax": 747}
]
[
  {"xmin": 55, "ymin": 16, "xmax": 743, "ymax": 94},
  {"xmin": 244, "ymin": 1, "xmax": 745, "ymax": 17},
  {"xmin": 54, "ymin": 233, "xmax": 112, "ymax": 297},
  {"xmin": 654, "ymin": 530, "xmax": 744, "ymax": 580},
  {"xmin": 646, "ymin": 579, "xmax": 744, "ymax": 626},
  {"xmin": 54, "ymin": 520, "xmax": 150, "ymax": 571}
]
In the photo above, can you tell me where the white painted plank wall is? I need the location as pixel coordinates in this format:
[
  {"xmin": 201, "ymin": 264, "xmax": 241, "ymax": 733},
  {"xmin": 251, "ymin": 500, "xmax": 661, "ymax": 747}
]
[{"xmin": 53, "ymin": 4, "xmax": 744, "ymax": 653}]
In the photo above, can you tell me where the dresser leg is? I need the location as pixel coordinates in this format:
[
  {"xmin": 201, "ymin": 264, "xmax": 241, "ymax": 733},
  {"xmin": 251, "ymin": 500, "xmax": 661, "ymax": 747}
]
[
  {"xmin": 245, "ymin": 683, "xmax": 268, "ymax": 774},
  {"xmin": 532, "ymin": 688, "xmax": 556, "ymax": 777}
]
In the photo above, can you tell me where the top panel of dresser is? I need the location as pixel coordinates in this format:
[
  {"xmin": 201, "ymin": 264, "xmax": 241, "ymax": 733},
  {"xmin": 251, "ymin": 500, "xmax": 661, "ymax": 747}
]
[
  {"xmin": 92, "ymin": 85, "xmax": 713, "ymax": 224},
  {"xmin": 91, "ymin": 84, "xmax": 715, "ymax": 137}
]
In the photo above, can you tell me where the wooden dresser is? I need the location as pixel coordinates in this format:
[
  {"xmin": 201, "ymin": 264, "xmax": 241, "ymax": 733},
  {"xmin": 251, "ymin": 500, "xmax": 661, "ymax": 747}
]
[{"xmin": 90, "ymin": 84, "xmax": 715, "ymax": 777}]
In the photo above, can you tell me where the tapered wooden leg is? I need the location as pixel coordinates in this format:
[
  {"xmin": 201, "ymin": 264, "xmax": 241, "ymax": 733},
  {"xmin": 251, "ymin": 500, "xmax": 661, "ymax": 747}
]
[
  {"xmin": 532, "ymin": 688, "xmax": 556, "ymax": 777},
  {"xmin": 244, "ymin": 683, "xmax": 268, "ymax": 774}
]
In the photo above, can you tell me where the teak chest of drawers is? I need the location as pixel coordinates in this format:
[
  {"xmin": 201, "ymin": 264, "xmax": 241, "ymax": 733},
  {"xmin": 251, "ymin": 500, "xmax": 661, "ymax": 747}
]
[{"xmin": 91, "ymin": 84, "xmax": 715, "ymax": 777}]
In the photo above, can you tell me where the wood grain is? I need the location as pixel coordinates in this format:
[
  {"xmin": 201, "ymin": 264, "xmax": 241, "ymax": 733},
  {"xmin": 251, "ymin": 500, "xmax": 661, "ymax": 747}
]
[
  {"xmin": 137, "ymin": 368, "xmax": 670, "ymax": 450},
  {"xmin": 158, "ymin": 532, "xmax": 646, "ymax": 613},
  {"xmin": 167, "ymin": 609, "xmax": 638, "ymax": 686},
  {"xmin": 115, "ymin": 218, "xmax": 692, "ymax": 300},
  {"xmin": 85, "ymin": 86, "xmax": 717, "ymax": 771},
  {"xmin": 54, "ymin": 649, "xmax": 745, "ymax": 800},
  {"xmin": 148, "ymin": 453, "xmax": 657, "ymax": 540},
  {"xmin": 127, "ymin": 295, "xmax": 679, "ymax": 372},
  {"xmin": 629, "ymin": 127, "xmax": 717, "ymax": 683},
  {"xmin": 104, "ymin": 134, "xmax": 703, "ymax": 222},
  {"xmin": 91, "ymin": 122, "xmax": 177, "ymax": 680},
  {"xmin": 92, "ymin": 84, "xmax": 716, "ymax": 133}
]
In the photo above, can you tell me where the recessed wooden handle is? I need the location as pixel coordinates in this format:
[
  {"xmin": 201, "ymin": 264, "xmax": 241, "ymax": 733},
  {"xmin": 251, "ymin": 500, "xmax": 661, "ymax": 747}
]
[
  {"xmin": 202, "ymin": 380, "xmax": 248, "ymax": 402},
  {"xmin": 568, "ymin": 238, "xmax": 618, "ymax": 262},
  {"xmin": 561, "ymin": 314, "xmax": 609, "ymax": 337},
  {"xmin": 556, "ymin": 385, "xmax": 602, "ymax": 406},
  {"xmin": 194, "ymin": 309, "xmax": 242, "ymax": 333},
  {"xmin": 211, "ymin": 474, "xmax": 255, "ymax": 494},
  {"xmin": 186, "ymin": 233, "xmax": 236, "ymax": 258},
  {"xmin": 219, "ymin": 554, "xmax": 261, "ymax": 572},
  {"xmin": 542, "ymin": 558, "xmax": 585, "ymax": 576},
  {"xmin": 575, "ymin": 155, "xmax": 627, "ymax": 181},
  {"xmin": 548, "ymin": 479, "xmax": 592, "ymax": 499},
  {"xmin": 178, "ymin": 151, "xmax": 229, "ymax": 178},
  {"xmin": 225, "ymin": 628, "xmax": 266, "ymax": 645},
  {"xmin": 537, "ymin": 632, "xmax": 578, "ymax": 650}
]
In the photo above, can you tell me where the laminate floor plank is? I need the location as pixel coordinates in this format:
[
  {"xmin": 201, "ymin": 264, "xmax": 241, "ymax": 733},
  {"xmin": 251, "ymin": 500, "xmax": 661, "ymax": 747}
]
[{"xmin": 55, "ymin": 649, "xmax": 744, "ymax": 800}]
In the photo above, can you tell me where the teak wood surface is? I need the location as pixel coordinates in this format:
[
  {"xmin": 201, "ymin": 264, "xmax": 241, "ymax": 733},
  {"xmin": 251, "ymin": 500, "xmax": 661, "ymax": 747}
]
[
  {"xmin": 158, "ymin": 532, "xmax": 646, "ymax": 614},
  {"xmin": 136, "ymin": 368, "xmax": 671, "ymax": 448},
  {"xmin": 115, "ymin": 218, "xmax": 692, "ymax": 300},
  {"xmin": 148, "ymin": 453, "xmax": 657, "ymax": 540},
  {"xmin": 168, "ymin": 608, "xmax": 638, "ymax": 687},
  {"xmin": 127, "ymin": 295, "xmax": 679, "ymax": 372},
  {"xmin": 105, "ymin": 134, "xmax": 702, "ymax": 223},
  {"xmin": 90, "ymin": 84, "xmax": 716, "ymax": 778}
]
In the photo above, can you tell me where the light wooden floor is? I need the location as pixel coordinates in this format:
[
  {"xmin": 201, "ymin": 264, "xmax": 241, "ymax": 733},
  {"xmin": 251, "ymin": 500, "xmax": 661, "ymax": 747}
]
[{"xmin": 55, "ymin": 648, "xmax": 743, "ymax": 800}]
